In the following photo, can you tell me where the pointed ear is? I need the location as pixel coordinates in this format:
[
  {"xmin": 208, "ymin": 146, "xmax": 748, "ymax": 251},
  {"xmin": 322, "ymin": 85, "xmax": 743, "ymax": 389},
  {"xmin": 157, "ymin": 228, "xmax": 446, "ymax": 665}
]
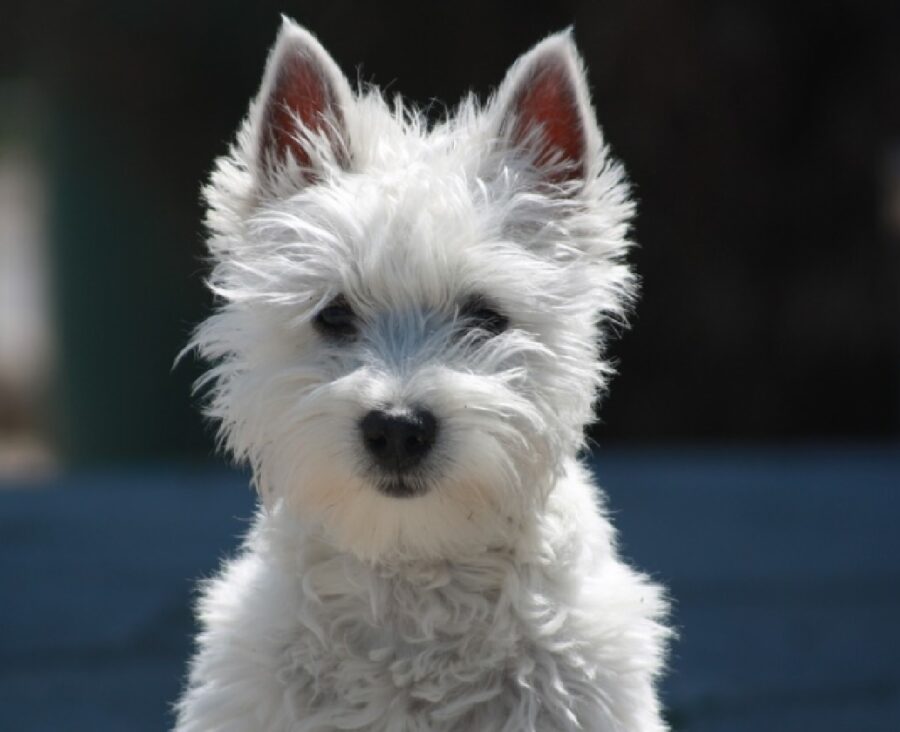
[
  {"xmin": 255, "ymin": 18, "xmax": 352, "ymax": 185},
  {"xmin": 493, "ymin": 31, "xmax": 598, "ymax": 187}
]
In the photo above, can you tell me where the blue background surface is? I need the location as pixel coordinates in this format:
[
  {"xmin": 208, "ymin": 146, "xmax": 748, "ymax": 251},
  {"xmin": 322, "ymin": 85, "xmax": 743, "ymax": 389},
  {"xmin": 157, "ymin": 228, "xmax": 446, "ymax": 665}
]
[{"xmin": 2, "ymin": 448, "xmax": 898, "ymax": 730}]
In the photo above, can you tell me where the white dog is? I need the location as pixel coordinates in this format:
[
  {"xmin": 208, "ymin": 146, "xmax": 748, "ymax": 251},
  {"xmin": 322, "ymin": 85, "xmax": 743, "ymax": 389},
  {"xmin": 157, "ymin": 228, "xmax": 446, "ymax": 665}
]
[{"xmin": 174, "ymin": 18, "xmax": 669, "ymax": 731}]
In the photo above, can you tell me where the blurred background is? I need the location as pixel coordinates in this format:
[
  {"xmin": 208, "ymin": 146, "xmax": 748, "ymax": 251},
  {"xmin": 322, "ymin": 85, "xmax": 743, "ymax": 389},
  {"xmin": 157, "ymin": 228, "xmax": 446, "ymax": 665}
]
[{"xmin": 1, "ymin": 1, "xmax": 898, "ymax": 730}]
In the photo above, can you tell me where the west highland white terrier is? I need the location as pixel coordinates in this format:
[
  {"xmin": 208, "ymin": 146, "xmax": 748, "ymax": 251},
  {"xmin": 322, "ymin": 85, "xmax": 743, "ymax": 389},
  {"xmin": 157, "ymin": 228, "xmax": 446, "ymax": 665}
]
[{"xmin": 174, "ymin": 18, "xmax": 669, "ymax": 732}]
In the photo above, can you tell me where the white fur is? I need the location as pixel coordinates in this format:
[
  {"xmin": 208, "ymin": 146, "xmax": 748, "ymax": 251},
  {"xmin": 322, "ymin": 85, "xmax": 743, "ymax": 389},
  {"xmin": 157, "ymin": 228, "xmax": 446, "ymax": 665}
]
[{"xmin": 175, "ymin": 18, "xmax": 669, "ymax": 731}]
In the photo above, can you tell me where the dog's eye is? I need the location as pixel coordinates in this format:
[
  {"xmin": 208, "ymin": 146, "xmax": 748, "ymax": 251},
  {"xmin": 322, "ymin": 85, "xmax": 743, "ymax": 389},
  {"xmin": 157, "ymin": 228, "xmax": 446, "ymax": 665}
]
[
  {"xmin": 313, "ymin": 296, "xmax": 357, "ymax": 339},
  {"xmin": 460, "ymin": 296, "xmax": 509, "ymax": 337}
]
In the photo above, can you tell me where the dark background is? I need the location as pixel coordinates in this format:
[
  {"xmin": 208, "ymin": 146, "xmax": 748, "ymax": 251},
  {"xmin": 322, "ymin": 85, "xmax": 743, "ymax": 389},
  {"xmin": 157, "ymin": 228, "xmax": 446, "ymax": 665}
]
[{"xmin": 2, "ymin": 0, "xmax": 899, "ymax": 468}]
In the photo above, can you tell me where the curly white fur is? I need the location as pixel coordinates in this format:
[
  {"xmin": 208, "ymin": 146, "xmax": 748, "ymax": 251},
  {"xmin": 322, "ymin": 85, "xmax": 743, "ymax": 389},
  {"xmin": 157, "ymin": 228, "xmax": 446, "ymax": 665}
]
[{"xmin": 174, "ymin": 18, "xmax": 669, "ymax": 731}]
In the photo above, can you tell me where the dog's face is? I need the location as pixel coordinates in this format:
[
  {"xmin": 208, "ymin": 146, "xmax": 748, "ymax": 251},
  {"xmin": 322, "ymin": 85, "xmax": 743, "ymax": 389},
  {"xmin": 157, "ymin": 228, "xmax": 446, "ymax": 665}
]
[{"xmin": 194, "ymin": 20, "xmax": 634, "ymax": 561}]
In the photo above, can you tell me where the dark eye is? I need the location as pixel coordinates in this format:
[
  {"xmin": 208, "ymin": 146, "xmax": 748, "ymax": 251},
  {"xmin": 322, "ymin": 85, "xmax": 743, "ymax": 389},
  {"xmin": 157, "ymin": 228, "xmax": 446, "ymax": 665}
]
[
  {"xmin": 313, "ymin": 296, "xmax": 357, "ymax": 339},
  {"xmin": 460, "ymin": 296, "xmax": 509, "ymax": 337}
]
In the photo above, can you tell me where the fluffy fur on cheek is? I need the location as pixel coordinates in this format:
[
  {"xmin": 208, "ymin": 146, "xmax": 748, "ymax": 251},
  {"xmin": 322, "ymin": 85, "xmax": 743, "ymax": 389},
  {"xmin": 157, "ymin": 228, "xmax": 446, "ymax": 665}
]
[{"xmin": 175, "ymin": 19, "xmax": 670, "ymax": 732}]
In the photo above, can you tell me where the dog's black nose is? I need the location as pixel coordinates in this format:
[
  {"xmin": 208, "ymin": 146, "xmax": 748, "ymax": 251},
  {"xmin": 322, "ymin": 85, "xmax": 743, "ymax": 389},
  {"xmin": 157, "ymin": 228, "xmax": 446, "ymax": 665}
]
[{"xmin": 360, "ymin": 408, "xmax": 437, "ymax": 472}]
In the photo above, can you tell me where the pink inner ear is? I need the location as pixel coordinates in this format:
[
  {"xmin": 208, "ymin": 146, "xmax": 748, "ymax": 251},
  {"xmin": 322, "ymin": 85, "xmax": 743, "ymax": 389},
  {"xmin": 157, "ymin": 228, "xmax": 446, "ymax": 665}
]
[
  {"xmin": 510, "ymin": 56, "xmax": 586, "ymax": 183},
  {"xmin": 261, "ymin": 51, "xmax": 345, "ymax": 172}
]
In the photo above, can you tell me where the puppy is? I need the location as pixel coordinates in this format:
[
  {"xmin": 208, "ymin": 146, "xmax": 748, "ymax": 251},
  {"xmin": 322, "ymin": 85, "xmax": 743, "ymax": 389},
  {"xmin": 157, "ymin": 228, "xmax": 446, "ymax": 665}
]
[{"xmin": 175, "ymin": 18, "xmax": 669, "ymax": 732}]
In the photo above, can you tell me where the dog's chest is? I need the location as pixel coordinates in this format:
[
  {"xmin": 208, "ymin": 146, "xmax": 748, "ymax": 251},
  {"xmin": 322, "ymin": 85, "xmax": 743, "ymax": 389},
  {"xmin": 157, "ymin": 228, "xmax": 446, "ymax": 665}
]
[{"xmin": 280, "ymin": 558, "xmax": 532, "ymax": 725}]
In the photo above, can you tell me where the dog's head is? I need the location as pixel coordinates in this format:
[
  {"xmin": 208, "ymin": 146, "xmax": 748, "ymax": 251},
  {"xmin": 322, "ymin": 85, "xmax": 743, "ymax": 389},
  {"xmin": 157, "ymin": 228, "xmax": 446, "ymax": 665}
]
[{"xmin": 193, "ymin": 19, "xmax": 635, "ymax": 561}]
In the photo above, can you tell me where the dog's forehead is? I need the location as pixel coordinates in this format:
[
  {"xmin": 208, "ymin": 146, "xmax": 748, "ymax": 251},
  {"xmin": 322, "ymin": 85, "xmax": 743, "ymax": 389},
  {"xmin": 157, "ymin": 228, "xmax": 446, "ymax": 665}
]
[{"xmin": 305, "ymin": 170, "xmax": 516, "ymax": 305}]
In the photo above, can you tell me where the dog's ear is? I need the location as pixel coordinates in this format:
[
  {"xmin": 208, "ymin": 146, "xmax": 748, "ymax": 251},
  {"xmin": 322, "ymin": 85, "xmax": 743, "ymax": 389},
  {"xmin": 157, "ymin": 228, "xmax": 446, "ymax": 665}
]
[
  {"xmin": 255, "ymin": 17, "xmax": 352, "ymax": 186},
  {"xmin": 492, "ymin": 30, "xmax": 599, "ymax": 188}
]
